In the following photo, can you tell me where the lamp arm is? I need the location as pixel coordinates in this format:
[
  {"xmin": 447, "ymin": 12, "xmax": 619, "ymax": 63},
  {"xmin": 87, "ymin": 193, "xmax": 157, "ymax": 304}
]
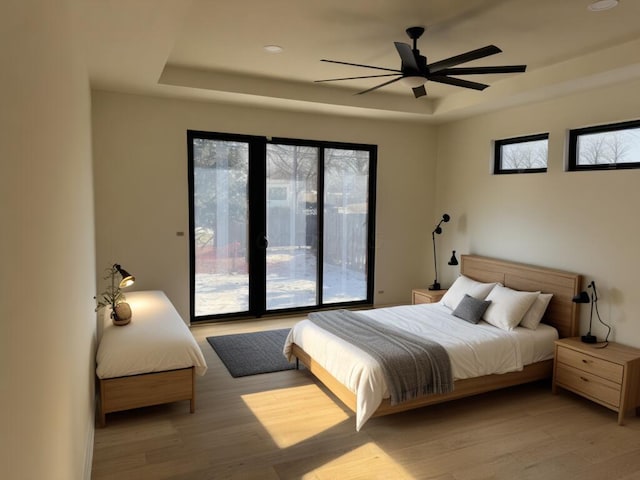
[
  {"xmin": 590, "ymin": 280, "xmax": 611, "ymax": 343},
  {"xmin": 593, "ymin": 297, "xmax": 611, "ymax": 343},
  {"xmin": 432, "ymin": 230, "xmax": 438, "ymax": 285},
  {"xmin": 110, "ymin": 265, "xmax": 117, "ymax": 309},
  {"xmin": 590, "ymin": 280, "xmax": 598, "ymax": 303},
  {"xmin": 429, "ymin": 214, "xmax": 449, "ymax": 290}
]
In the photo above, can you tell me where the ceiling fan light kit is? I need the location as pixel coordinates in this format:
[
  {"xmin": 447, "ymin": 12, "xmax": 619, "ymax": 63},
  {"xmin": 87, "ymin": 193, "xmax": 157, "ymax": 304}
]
[
  {"xmin": 400, "ymin": 75, "xmax": 427, "ymax": 88},
  {"xmin": 316, "ymin": 26, "xmax": 527, "ymax": 98}
]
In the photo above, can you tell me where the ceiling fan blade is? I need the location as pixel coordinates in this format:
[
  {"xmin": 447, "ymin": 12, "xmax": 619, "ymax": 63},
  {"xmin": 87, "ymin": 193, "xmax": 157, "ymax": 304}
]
[
  {"xmin": 429, "ymin": 75, "xmax": 489, "ymax": 91},
  {"xmin": 394, "ymin": 42, "xmax": 420, "ymax": 72},
  {"xmin": 437, "ymin": 65, "xmax": 527, "ymax": 75},
  {"xmin": 412, "ymin": 85, "xmax": 427, "ymax": 98},
  {"xmin": 428, "ymin": 45, "xmax": 502, "ymax": 74},
  {"xmin": 315, "ymin": 73, "xmax": 404, "ymax": 83},
  {"xmin": 355, "ymin": 76, "xmax": 403, "ymax": 95},
  {"xmin": 321, "ymin": 59, "xmax": 401, "ymax": 73}
]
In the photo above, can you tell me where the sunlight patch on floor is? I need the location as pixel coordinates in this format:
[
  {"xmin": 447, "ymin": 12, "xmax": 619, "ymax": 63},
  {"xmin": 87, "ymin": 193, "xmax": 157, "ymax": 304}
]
[
  {"xmin": 302, "ymin": 442, "xmax": 415, "ymax": 480},
  {"xmin": 241, "ymin": 384, "xmax": 350, "ymax": 449}
]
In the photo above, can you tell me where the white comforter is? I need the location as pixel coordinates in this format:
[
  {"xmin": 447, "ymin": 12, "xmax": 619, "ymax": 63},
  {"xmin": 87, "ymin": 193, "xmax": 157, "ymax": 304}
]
[
  {"xmin": 283, "ymin": 302, "xmax": 557, "ymax": 430},
  {"xmin": 96, "ymin": 290, "xmax": 208, "ymax": 379}
]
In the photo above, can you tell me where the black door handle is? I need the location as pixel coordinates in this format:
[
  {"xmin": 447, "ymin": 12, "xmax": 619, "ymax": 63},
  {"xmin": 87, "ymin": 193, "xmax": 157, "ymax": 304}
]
[{"xmin": 257, "ymin": 235, "xmax": 269, "ymax": 249}]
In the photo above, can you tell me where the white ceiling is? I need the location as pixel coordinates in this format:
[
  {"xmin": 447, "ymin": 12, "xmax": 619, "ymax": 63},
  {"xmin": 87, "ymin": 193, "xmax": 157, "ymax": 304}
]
[{"xmin": 81, "ymin": 0, "xmax": 640, "ymax": 123}]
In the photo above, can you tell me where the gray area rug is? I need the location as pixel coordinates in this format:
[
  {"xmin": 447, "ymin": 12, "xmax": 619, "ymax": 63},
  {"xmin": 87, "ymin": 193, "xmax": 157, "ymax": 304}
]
[{"xmin": 206, "ymin": 328, "xmax": 296, "ymax": 377}]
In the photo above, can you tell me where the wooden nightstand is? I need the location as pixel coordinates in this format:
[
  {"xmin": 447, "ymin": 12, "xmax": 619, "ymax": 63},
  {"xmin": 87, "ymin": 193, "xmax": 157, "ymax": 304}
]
[
  {"xmin": 552, "ymin": 337, "xmax": 640, "ymax": 425},
  {"xmin": 412, "ymin": 288, "xmax": 447, "ymax": 305}
]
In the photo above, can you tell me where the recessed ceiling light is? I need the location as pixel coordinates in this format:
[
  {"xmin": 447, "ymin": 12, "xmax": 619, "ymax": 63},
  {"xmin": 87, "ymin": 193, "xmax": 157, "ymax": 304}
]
[
  {"xmin": 587, "ymin": 0, "xmax": 619, "ymax": 12},
  {"xmin": 263, "ymin": 45, "xmax": 283, "ymax": 54}
]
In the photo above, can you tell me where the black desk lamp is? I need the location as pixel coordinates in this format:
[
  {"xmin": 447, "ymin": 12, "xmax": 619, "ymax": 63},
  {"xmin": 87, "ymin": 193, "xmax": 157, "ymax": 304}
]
[
  {"xmin": 572, "ymin": 280, "xmax": 611, "ymax": 344},
  {"xmin": 95, "ymin": 263, "xmax": 136, "ymax": 321},
  {"xmin": 429, "ymin": 213, "xmax": 450, "ymax": 290}
]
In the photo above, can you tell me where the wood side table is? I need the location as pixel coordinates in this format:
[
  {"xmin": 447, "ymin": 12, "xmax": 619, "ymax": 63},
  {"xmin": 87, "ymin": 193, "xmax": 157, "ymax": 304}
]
[
  {"xmin": 412, "ymin": 288, "xmax": 447, "ymax": 305},
  {"xmin": 552, "ymin": 337, "xmax": 640, "ymax": 425}
]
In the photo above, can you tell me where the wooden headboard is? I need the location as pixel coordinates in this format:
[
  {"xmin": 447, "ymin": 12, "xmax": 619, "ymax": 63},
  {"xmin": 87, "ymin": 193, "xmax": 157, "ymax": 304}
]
[{"xmin": 460, "ymin": 255, "xmax": 581, "ymax": 338}]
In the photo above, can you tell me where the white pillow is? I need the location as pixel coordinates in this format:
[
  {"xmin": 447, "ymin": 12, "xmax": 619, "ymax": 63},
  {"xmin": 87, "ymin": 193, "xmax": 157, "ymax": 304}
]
[
  {"xmin": 482, "ymin": 285, "xmax": 540, "ymax": 331},
  {"xmin": 441, "ymin": 275, "xmax": 498, "ymax": 310},
  {"xmin": 519, "ymin": 293, "xmax": 553, "ymax": 330}
]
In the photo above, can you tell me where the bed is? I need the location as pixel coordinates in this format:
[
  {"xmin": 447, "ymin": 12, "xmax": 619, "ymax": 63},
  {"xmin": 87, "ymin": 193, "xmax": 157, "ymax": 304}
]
[
  {"xmin": 284, "ymin": 255, "xmax": 581, "ymax": 430},
  {"xmin": 96, "ymin": 290, "xmax": 208, "ymax": 426}
]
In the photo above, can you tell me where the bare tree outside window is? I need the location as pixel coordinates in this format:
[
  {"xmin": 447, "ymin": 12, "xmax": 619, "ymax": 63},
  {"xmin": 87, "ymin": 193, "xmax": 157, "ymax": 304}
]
[
  {"xmin": 569, "ymin": 120, "xmax": 640, "ymax": 171},
  {"xmin": 494, "ymin": 133, "xmax": 548, "ymax": 174},
  {"xmin": 502, "ymin": 140, "xmax": 547, "ymax": 169},
  {"xmin": 576, "ymin": 128, "xmax": 640, "ymax": 165}
]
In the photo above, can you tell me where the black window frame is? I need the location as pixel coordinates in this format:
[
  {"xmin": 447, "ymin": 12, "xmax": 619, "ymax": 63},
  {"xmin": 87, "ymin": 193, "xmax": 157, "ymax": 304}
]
[
  {"xmin": 493, "ymin": 133, "xmax": 549, "ymax": 175},
  {"xmin": 187, "ymin": 130, "xmax": 377, "ymax": 323},
  {"xmin": 568, "ymin": 119, "xmax": 640, "ymax": 171}
]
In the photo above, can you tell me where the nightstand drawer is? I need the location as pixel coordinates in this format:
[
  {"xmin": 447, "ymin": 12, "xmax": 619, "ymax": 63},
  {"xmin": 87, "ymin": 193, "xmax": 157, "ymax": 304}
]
[
  {"xmin": 413, "ymin": 294, "xmax": 431, "ymax": 305},
  {"xmin": 556, "ymin": 347, "xmax": 623, "ymax": 384},
  {"xmin": 555, "ymin": 363, "xmax": 621, "ymax": 408}
]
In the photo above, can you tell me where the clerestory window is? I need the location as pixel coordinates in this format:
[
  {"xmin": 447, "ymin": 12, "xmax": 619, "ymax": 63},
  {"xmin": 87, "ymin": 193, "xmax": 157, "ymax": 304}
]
[
  {"xmin": 494, "ymin": 133, "xmax": 549, "ymax": 174},
  {"xmin": 568, "ymin": 119, "xmax": 640, "ymax": 171}
]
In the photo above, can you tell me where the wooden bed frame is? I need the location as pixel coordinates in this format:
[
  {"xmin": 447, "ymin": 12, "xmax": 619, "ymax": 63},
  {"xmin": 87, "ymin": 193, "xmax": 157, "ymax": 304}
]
[{"xmin": 291, "ymin": 254, "xmax": 582, "ymax": 420}]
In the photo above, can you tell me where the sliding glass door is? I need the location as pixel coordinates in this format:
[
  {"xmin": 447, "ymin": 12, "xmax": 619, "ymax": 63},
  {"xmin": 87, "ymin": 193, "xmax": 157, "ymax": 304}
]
[
  {"xmin": 188, "ymin": 131, "xmax": 376, "ymax": 322},
  {"xmin": 323, "ymin": 148, "xmax": 370, "ymax": 303},
  {"xmin": 190, "ymin": 137, "xmax": 250, "ymax": 317},
  {"xmin": 266, "ymin": 144, "xmax": 319, "ymax": 310}
]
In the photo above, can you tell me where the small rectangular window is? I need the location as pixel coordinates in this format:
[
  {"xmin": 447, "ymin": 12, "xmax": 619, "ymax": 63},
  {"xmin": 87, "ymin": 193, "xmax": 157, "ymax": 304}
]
[
  {"xmin": 568, "ymin": 119, "xmax": 640, "ymax": 171},
  {"xmin": 494, "ymin": 133, "xmax": 548, "ymax": 174}
]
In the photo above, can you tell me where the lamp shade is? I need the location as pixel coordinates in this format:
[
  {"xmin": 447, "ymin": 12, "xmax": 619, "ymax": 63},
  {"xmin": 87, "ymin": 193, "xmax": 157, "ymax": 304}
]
[
  {"xmin": 572, "ymin": 291, "xmax": 590, "ymax": 304},
  {"xmin": 114, "ymin": 264, "xmax": 135, "ymax": 288},
  {"xmin": 448, "ymin": 250, "xmax": 459, "ymax": 266}
]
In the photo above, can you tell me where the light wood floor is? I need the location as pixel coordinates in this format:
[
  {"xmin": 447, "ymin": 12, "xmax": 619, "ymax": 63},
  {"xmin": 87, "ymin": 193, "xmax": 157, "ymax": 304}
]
[{"xmin": 92, "ymin": 317, "xmax": 640, "ymax": 480}]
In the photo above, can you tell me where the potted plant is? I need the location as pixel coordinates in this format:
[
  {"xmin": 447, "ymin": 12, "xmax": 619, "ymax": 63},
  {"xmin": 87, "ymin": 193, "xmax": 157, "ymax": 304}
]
[{"xmin": 95, "ymin": 264, "xmax": 135, "ymax": 326}]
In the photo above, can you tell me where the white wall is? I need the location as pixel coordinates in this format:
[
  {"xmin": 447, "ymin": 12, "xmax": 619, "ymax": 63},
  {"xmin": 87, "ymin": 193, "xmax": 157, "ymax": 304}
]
[
  {"xmin": 0, "ymin": 0, "xmax": 96, "ymax": 479},
  {"xmin": 436, "ymin": 78, "xmax": 640, "ymax": 347},
  {"xmin": 91, "ymin": 92, "xmax": 437, "ymax": 320}
]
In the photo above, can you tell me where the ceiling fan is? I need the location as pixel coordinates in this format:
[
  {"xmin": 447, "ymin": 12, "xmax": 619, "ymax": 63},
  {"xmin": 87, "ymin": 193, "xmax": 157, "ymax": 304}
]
[{"xmin": 315, "ymin": 26, "xmax": 527, "ymax": 98}]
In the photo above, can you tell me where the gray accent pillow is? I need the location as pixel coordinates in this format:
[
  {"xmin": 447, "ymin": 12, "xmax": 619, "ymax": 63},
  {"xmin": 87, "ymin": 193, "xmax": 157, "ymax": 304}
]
[{"xmin": 452, "ymin": 294, "xmax": 492, "ymax": 324}]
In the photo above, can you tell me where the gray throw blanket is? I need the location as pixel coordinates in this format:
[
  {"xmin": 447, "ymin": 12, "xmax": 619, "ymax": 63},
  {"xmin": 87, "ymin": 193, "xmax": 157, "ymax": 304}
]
[{"xmin": 308, "ymin": 309, "xmax": 453, "ymax": 405}]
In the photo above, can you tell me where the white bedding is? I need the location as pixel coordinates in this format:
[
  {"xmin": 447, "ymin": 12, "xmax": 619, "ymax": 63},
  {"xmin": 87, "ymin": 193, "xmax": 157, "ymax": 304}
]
[
  {"xmin": 283, "ymin": 302, "xmax": 557, "ymax": 430},
  {"xmin": 96, "ymin": 290, "xmax": 208, "ymax": 379}
]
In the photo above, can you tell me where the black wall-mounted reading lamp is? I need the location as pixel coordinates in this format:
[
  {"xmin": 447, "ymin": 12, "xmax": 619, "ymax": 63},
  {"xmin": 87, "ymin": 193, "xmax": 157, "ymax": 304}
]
[
  {"xmin": 429, "ymin": 213, "xmax": 450, "ymax": 290},
  {"xmin": 572, "ymin": 280, "xmax": 611, "ymax": 344}
]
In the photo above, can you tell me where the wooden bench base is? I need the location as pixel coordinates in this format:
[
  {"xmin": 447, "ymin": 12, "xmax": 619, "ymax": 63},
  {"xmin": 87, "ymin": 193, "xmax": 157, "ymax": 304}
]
[{"xmin": 98, "ymin": 367, "xmax": 195, "ymax": 426}]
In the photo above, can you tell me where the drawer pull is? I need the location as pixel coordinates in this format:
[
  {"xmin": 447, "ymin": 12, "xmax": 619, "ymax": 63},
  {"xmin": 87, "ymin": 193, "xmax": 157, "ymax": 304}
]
[
  {"xmin": 582, "ymin": 359, "xmax": 590, "ymax": 364},
  {"xmin": 580, "ymin": 376, "xmax": 589, "ymax": 382}
]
